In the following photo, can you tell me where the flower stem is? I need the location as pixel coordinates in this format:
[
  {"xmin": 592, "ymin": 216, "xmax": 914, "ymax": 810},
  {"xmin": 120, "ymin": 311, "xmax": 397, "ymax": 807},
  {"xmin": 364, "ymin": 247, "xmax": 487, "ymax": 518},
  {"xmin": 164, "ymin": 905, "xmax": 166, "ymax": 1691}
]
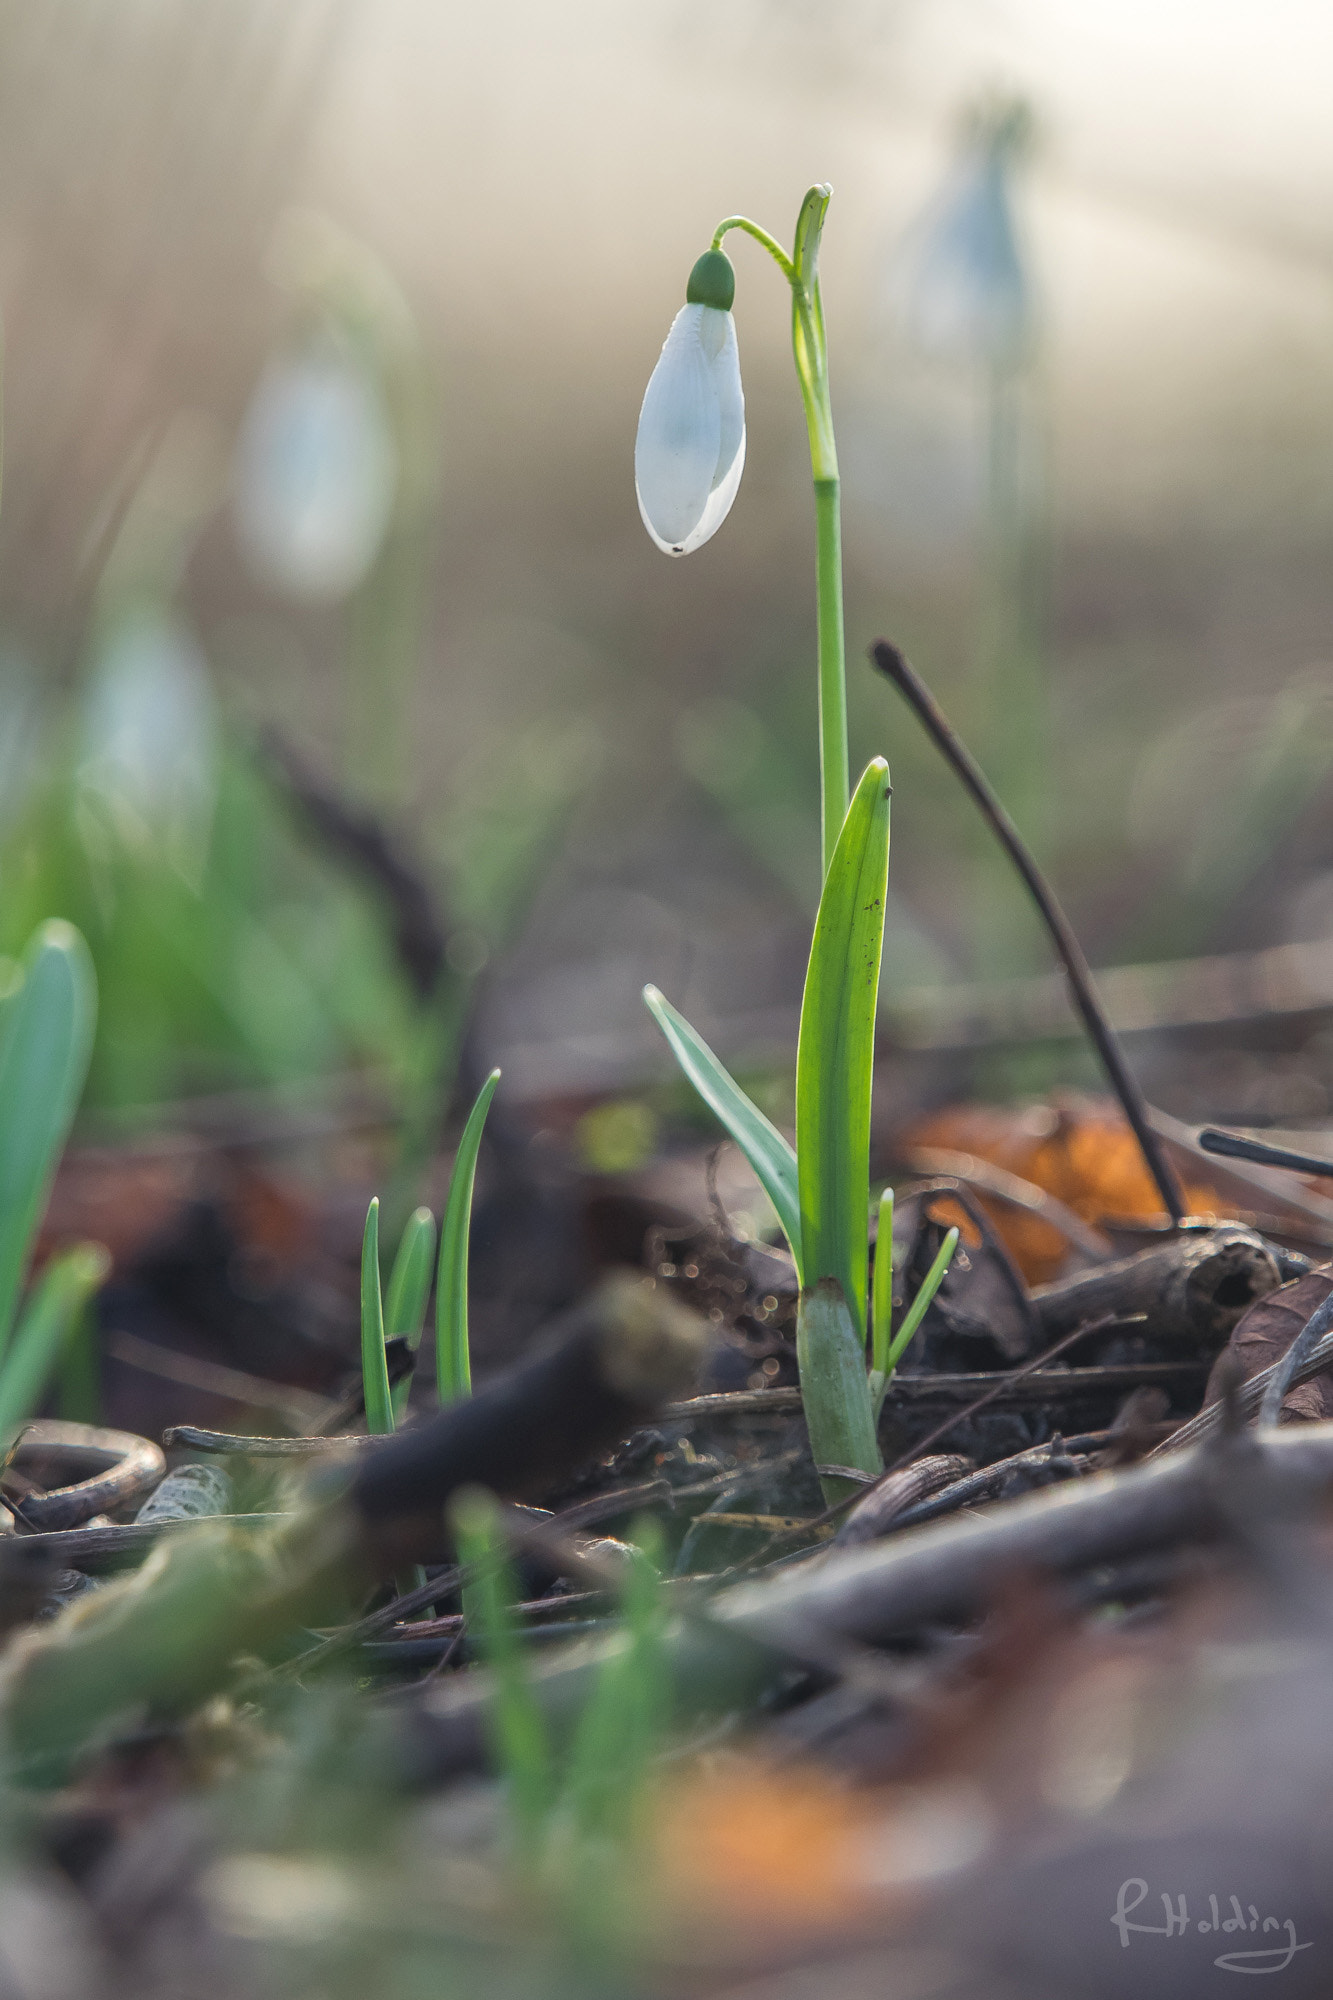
[
  {"xmin": 714, "ymin": 190, "xmax": 849, "ymax": 877},
  {"xmin": 812, "ymin": 477, "xmax": 848, "ymax": 876},
  {"xmin": 711, "ymin": 215, "xmax": 797, "ymax": 283}
]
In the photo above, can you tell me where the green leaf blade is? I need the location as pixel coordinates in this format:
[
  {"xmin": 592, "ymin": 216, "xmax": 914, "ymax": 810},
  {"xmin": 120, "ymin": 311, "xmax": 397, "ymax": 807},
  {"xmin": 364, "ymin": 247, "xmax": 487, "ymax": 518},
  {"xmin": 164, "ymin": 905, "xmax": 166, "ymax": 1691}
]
[
  {"xmin": 386, "ymin": 1206, "xmax": 436, "ymax": 1346},
  {"xmin": 0, "ymin": 922, "xmax": 97, "ymax": 1357},
  {"xmin": 360, "ymin": 1196, "xmax": 394, "ymax": 1436},
  {"xmin": 386, "ymin": 1205, "xmax": 437, "ymax": 1423},
  {"xmin": 795, "ymin": 758, "xmax": 891, "ymax": 1340},
  {"xmin": 642, "ymin": 985, "xmax": 801, "ymax": 1275},
  {"xmin": 0, "ymin": 1243, "xmax": 110, "ymax": 1450},
  {"xmin": 436, "ymin": 1070, "xmax": 499, "ymax": 1404}
]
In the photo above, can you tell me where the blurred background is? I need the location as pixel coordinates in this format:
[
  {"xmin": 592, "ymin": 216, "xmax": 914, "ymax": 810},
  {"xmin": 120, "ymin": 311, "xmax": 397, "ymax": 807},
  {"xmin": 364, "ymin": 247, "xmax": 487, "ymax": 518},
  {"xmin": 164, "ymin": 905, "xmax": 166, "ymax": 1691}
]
[{"xmin": 6, "ymin": 0, "xmax": 1333, "ymax": 1158}]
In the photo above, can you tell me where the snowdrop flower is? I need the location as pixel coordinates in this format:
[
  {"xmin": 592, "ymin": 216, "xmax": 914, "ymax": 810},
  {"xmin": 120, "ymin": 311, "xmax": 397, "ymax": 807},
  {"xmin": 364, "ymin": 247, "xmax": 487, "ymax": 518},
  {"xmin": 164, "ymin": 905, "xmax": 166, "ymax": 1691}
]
[
  {"xmin": 892, "ymin": 104, "xmax": 1033, "ymax": 368},
  {"xmin": 80, "ymin": 599, "xmax": 216, "ymax": 871},
  {"xmin": 234, "ymin": 336, "xmax": 397, "ymax": 602},
  {"xmin": 635, "ymin": 249, "xmax": 745, "ymax": 555}
]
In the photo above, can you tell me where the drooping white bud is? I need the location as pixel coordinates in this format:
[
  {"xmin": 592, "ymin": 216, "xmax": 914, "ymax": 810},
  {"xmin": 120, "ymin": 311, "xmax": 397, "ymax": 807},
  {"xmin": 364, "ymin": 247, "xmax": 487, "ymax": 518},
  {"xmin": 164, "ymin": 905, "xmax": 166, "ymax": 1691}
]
[{"xmin": 635, "ymin": 288, "xmax": 745, "ymax": 557}]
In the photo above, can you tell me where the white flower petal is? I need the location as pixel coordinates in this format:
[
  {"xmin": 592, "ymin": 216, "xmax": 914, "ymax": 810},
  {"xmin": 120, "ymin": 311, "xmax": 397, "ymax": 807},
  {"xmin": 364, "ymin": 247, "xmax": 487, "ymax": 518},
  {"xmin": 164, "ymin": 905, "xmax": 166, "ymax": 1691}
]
[
  {"xmin": 706, "ymin": 309, "xmax": 745, "ymax": 499},
  {"xmin": 635, "ymin": 303, "xmax": 721, "ymax": 552},
  {"xmin": 675, "ymin": 427, "xmax": 745, "ymax": 554}
]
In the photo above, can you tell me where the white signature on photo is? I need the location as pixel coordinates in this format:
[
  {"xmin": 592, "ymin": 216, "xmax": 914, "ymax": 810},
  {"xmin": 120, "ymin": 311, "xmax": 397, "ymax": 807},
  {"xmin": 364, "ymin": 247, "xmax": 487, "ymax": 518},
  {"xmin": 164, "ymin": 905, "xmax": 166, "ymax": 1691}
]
[{"xmin": 1111, "ymin": 1879, "xmax": 1313, "ymax": 1974}]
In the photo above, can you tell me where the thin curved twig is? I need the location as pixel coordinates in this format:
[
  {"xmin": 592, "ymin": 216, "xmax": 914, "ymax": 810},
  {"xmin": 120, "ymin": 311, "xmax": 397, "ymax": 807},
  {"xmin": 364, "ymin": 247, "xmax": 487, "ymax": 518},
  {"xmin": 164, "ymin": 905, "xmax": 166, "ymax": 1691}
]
[{"xmin": 871, "ymin": 639, "xmax": 1188, "ymax": 1224}]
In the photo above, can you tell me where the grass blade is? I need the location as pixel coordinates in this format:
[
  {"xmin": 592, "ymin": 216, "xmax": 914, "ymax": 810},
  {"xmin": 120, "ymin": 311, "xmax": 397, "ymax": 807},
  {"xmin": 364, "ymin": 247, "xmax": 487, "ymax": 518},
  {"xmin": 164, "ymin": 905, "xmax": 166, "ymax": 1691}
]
[
  {"xmin": 450, "ymin": 1487, "xmax": 553, "ymax": 1861},
  {"xmin": 436, "ymin": 1069, "xmax": 499, "ymax": 1404},
  {"xmin": 0, "ymin": 1244, "xmax": 110, "ymax": 1450},
  {"xmin": 563, "ymin": 1518, "xmax": 669, "ymax": 1846},
  {"xmin": 385, "ymin": 1206, "xmax": 437, "ymax": 1344},
  {"xmin": 794, "ymin": 758, "xmax": 891, "ymax": 1339},
  {"xmin": 360, "ymin": 1197, "xmax": 394, "ymax": 1436},
  {"xmin": 871, "ymin": 1225, "xmax": 958, "ymax": 1422},
  {"xmin": 0, "ymin": 923, "xmax": 97, "ymax": 1357},
  {"xmin": 642, "ymin": 985, "xmax": 801, "ymax": 1272},
  {"xmin": 887, "ymin": 1226, "xmax": 958, "ymax": 1375},
  {"xmin": 871, "ymin": 1185, "xmax": 894, "ymax": 1382},
  {"xmin": 386, "ymin": 1205, "xmax": 436, "ymax": 1422}
]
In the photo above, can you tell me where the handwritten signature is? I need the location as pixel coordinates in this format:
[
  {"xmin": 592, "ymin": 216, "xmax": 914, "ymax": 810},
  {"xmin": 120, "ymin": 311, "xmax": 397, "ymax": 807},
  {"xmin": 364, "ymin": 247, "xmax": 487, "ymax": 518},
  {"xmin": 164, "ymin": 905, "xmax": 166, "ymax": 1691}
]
[{"xmin": 1112, "ymin": 1879, "xmax": 1313, "ymax": 1974}]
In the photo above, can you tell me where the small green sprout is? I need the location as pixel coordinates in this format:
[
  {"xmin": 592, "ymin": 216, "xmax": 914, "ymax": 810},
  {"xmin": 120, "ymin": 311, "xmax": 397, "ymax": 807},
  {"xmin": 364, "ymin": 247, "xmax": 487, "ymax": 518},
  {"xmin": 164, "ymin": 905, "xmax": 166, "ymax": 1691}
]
[
  {"xmin": 435, "ymin": 1068, "xmax": 499, "ymax": 1404},
  {"xmin": 0, "ymin": 920, "xmax": 107, "ymax": 1451},
  {"xmin": 359, "ymin": 1196, "xmax": 394, "ymax": 1436},
  {"xmin": 385, "ymin": 1204, "xmax": 436, "ymax": 1422},
  {"xmin": 869, "ymin": 1217, "xmax": 959, "ymax": 1422},
  {"xmin": 450, "ymin": 1487, "xmax": 670, "ymax": 1887}
]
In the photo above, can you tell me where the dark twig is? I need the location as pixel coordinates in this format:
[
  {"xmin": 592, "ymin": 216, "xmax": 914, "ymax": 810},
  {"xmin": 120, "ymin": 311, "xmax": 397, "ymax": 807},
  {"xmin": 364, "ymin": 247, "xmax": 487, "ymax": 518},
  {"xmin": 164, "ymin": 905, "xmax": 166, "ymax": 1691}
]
[
  {"xmin": 870, "ymin": 639, "xmax": 1188, "ymax": 1224},
  {"xmin": 905, "ymin": 1146, "xmax": 1112, "ymax": 1263},
  {"xmin": 262, "ymin": 729, "xmax": 449, "ymax": 1003},
  {"xmin": 903, "ymin": 1177, "xmax": 1040, "ymax": 1353},
  {"xmin": 1200, "ymin": 1125, "xmax": 1333, "ymax": 1182}
]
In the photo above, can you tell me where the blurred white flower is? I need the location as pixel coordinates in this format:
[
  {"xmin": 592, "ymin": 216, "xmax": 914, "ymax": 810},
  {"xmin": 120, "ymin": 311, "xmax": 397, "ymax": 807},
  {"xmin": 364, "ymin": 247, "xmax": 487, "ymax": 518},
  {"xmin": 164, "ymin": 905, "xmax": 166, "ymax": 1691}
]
[
  {"xmin": 80, "ymin": 601, "xmax": 216, "ymax": 868},
  {"xmin": 892, "ymin": 107, "xmax": 1033, "ymax": 368},
  {"xmin": 636, "ymin": 250, "xmax": 745, "ymax": 556},
  {"xmin": 233, "ymin": 342, "xmax": 397, "ymax": 601}
]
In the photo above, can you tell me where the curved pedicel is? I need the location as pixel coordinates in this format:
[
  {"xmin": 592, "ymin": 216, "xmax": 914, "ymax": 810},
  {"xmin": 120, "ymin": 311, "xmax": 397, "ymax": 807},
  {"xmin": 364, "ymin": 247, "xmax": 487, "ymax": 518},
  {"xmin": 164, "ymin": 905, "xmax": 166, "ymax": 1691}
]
[{"xmin": 8, "ymin": 1419, "xmax": 165, "ymax": 1530}]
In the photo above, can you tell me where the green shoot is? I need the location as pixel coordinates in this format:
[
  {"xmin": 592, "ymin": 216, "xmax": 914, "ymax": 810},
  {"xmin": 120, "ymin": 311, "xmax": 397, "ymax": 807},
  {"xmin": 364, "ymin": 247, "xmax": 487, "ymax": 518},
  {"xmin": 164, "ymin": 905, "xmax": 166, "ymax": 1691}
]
[
  {"xmin": 359, "ymin": 1197, "xmax": 394, "ymax": 1436},
  {"xmin": 435, "ymin": 1068, "xmax": 499, "ymax": 1404},
  {"xmin": 0, "ymin": 1245, "xmax": 111, "ymax": 1451},
  {"xmin": 0, "ymin": 923, "xmax": 97, "ymax": 1356},
  {"xmin": 562, "ymin": 1520, "xmax": 668, "ymax": 1847},
  {"xmin": 641, "ymin": 986, "xmax": 801, "ymax": 1271},
  {"xmin": 450, "ymin": 1487, "xmax": 553, "ymax": 1864},
  {"xmin": 870, "ymin": 1185, "xmax": 894, "ymax": 1384},
  {"xmin": 870, "ymin": 1225, "xmax": 959, "ymax": 1422},
  {"xmin": 385, "ymin": 1205, "xmax": 436, "ymax": 1421}
]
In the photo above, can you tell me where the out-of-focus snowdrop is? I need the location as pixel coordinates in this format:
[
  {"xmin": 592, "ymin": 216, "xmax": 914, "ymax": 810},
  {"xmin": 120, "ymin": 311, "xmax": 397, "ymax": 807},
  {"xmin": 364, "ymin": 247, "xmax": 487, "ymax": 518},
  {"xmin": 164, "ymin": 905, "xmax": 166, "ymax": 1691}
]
[
  {"xmin": 233, "ymin": 334, "xmax": 398, "ymax": 602},
  {"xmin": 0, "ymin": 645, "xmax": 40, "ymax": 833},
  {"xmin": 890, "ymin": 102, "xmax": 1034, "ymax": 370},
  {"xmin": 79, "ymin": 599, "xmax": 217, "ymax": 873},
  {"xmin": 636, "ymin": 250, "xmax": 745, "ymax": 555}
]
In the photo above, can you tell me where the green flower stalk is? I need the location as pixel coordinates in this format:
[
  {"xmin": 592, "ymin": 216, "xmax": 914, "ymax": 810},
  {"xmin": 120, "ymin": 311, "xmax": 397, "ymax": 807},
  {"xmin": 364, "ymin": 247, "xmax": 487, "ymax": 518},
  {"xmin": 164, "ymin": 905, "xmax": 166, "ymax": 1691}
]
[
  {"xmin": 640, "ymin": 186, "xmax": 893, "ymax": 1504},
  {"xmin": 636, "ymin": 185, "xmax": 848, "ymax": 879}
]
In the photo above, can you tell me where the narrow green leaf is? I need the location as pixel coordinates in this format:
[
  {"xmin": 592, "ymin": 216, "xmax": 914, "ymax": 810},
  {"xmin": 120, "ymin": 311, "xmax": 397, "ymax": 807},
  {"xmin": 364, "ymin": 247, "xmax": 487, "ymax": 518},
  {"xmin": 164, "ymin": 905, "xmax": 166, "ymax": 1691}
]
[
  {"xmin": 436, "ymin": 1069, "xmax": 499, "ymax": 1404},
  {"xmin": 642, "ymin": 985, "xmax": 801, "ymax": 1274},
  {"xmin": 386, "ymin": 1207, "xmax": 437, "ymax": 1346},
  {"xmin": 0, "ymin": 1244, "xmax": 110, "ymax": 1450},
  {"xmin": 795, "ymin": 758, "xmax": 891, "ymax": 1340},
  {"xmin": 0, "ymin": 923, "xmax": 97, "ymax": 1357},
  {"xmin": 360, "ymin": 1197, "xmax": 394, "ymax": 1436},
  {"xmin": 386, "ymin": 1205, "xmax": 436, "ymax": 1422},
  {"xmin": 450, "ymin": 1486, "xmax": 553, "ymax": 1858},
  {"xmin": 871, "ymin": 1185, "xmax": 894, "ymax": 1381},
  {"xmin": 870, "ymin": 1225, "xmax": 958, "ymax": 1422},
  {"xmin": 797, "ymin": 1278, "xmax": 882, "ymax": 1503},
  {"xmin": 885, "ymin": 1225, "xmax": 958, "ymax": 1377},
  {"xmin": 564, "ymin": 1518, "xmax": 669, "ymax": 1844}
]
